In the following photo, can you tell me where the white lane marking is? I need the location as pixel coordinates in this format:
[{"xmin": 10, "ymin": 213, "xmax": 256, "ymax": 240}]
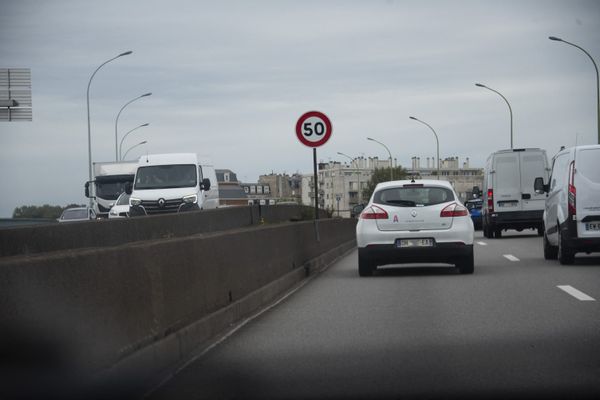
[
  {"xmin": 503, "ymin": 254, "xmax": 520, "ymax": 262},
  {"xmin": 477, "ymin": 241, "xmax": 487, "ymax": 246},
  {"xmin": 557, "ymin": 285, "xmax": 596, "ymax": 301}
]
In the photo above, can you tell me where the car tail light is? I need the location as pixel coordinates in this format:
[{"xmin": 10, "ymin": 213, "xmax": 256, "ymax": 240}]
[
  {"xmin": 360, "ymin": 205, "xmax": 389, "ymax": 220},
  {"xmin": 440, "ymin": 203, "xmax": 469, "ymax": 217},
  {"xmin": 487, "ymin": 189, "xmax": 494, "ymax": 212},
  {"xmin": 568, "ymin": 160, "xmax": 576, "ymax": 217}
]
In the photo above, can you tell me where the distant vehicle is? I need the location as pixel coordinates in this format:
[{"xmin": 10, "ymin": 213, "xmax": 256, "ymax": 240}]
[
  {"xmin": 350, "ymin": 203, "xmax": 366, "ymax": 218},
  {"xmin": 85, "ymin": 161, "xmax": 138, "ymax": 218},
  {"xmin": 465, "ymin": 198, "xmax": 482, "ymax": 229},
  {"xmin": 480, "ymin": 148, "xmax": 550, "ymax": 238},
  {"xmin": 356, "ymin": 179, "xmax": 474, "ymax": 276},
  {"xmin": 58, "ymin": 207, "xmax": 96, "ymax": 223},
  {"xmin": 127, "ymin": 153, "xmax": 218, "ymax": 216},
  {"xmin": 108, "ymin": 192, "xmax": 130, "ymax": 219},
  {"xmin": 534, "ymin": 145, "xmax": 600, "ymax": 264}
]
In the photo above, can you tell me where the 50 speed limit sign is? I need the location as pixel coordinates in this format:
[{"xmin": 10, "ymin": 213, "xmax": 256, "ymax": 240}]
[{"xmin": 295, "ymin": 111, "xmax": 332, "ymax": 148}]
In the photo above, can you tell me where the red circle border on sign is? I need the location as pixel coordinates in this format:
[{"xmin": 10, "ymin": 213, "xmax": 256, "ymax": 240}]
[{"xmin": 295, "ymin": 111, "xmax": 332, "ymax": 148}]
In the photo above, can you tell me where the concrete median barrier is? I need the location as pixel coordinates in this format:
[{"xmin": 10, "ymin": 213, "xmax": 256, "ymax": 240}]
[{"xmin": 0, "ymin": 217, "xmax": 355, "ymax": 397}]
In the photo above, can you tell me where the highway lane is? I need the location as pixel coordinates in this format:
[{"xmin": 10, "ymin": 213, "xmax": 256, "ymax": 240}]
[{"xmin": 148, "ymin": 230, "xmax": 600, "ymax": 399}]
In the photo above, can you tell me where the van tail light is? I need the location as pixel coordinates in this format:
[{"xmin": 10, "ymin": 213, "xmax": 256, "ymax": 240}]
[
  {"xmin": 568, "ymin": 160, "xmax": 576, "ymax": 217},
  {"xmin": 360, "ymin": 205, "xmax": 389, "ymax": 220},
  {"xmin": 440, "ymin": 203, "xmax": 469, "ymax": 218},
  {"xmin": 487, "ymin": 189, "xmax": 494, "ymax": 212}
]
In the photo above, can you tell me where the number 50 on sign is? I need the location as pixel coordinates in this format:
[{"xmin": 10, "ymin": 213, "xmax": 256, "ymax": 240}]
[{"xmin": 295, "ymin": 111, "xmax": 332, "ymax": 148}]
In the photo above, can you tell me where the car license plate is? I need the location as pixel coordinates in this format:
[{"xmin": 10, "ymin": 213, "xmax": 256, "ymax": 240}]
[
  {"xmin": 585, "ymin": 223, "xmax": 600, "ymax": 231},
  {"xmin": 397, "ymin": 238, "xmax": 434, "ymax": 248},
  {"xmin": 499, "ymin": 202, "xmax": 517, "ymax": 208}
]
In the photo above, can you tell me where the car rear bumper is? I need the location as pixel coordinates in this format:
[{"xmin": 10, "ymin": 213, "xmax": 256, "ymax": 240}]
[
  {"xmin": 359, "ymin": 243, "xmax": 473, "ymax": 266},
  {"xmin": 486, "ymin": 210, "xmax": 543, "ymax": 230}
]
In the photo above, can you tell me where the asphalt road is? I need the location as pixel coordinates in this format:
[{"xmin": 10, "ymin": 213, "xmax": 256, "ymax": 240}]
[{"xmin": 148, "ymin": 230, "xmax": 600, "ymax": 400}]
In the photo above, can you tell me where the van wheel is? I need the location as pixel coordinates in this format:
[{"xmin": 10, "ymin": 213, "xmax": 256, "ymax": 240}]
[
  {"xmin": 558, "ymin": 228, "xmax": 575, "ymax": 265},
  {"xmin": 537, "ymin": 226, "xmax": 544, "ymax": 236},
  {"xmin": 543, "ymin": 232, "xmax": 558, "ymax": 260}
]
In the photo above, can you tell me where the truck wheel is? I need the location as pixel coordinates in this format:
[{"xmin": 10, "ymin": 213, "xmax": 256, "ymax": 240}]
[
  {"xmin": 358, "ymin": 254, "xmax": 375, "ymax": 277},
  {"xmin": 558, "ymin": 228, "xmax": 575, "ymax": 265},
  {"xmin": 543, "ymin": 232, "xmax": 558, "ymax": 260}
]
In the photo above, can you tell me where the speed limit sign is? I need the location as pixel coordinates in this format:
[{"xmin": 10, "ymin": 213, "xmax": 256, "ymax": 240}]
[{"xmin": 295, "ymin": 111, "xmax": 332, "ymax": 148}]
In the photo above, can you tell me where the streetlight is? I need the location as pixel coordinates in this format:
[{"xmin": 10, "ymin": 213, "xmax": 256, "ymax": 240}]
[
  {"xmin": 367, "ymin": 137, "xmax": 394, "ymax": 181},
  {"xmin": 549, "ymin": 36, "xmax": 600, "ymax": 144},
  {"xmin": 122, "ymin": 140, "xmax": 147, "ymax": 160},
  {"xmin": 86, "ymin": 50, "xmax": 133, "ymax": 207},
  {"xmin": 119, "ymin": 123, "xmax": 149, "ymax": 161},
  {"xmin": 115, "ymin": 92, "xmax": 152, "ymax": 161},
  {"xmin": 337, "ymin": 151, "xmax": 362, "ymax": 204},
  {"xmin": 475, "ymin": 83, "xmax": 513, "ymax": 149},
  {"xmin": 409, "ymin": 116, "xmax": 440, "ymax": 177}
]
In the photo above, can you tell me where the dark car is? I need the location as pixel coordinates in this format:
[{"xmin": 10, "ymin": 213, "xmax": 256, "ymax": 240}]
[{"xmin": 465, "ymin": 198, "xmax": 482, "ymax": 230}]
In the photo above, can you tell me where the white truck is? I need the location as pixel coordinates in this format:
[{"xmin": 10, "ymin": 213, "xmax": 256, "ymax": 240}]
[
  {"xmin": 85, "ymin": 161, "xmax": 138, "ymax": 218},
  {"xmin": 126, "ymin": 153, "xmax": 219, "ymax": 216},
  {"xmin": 480, "ymin": 148, "xmax": 550, "ymax": 238}
]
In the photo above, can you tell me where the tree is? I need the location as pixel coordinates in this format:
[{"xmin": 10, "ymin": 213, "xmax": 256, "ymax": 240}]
[
  {"xmin": 12, "ymin": 204, "xmax": 86, "ymax": 219},
  {"xmin": 362, "ymin": 166, "xmax": 408, "ymax": 201}
]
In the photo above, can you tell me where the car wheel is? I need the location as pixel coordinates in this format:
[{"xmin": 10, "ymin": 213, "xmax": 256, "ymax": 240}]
[
  {"xmin": 456, "ymin": 248, "xmax": 474, "ymax": 274},
  {"xmin": 543, "ymin": 231, "xmax": 558, "ymax": 260},
  {"xmin": 358, "ymin": 254, "xmax": 375, "ymax": 277},
  {"xmin": 558, "ymin": 227, "xmax": 575, "ymax": 265}
]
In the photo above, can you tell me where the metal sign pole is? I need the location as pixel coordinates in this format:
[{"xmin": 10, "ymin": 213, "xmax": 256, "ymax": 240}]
[{"xmin": 313, "ymin": 147, "xmax": 319, "ymax": 220}]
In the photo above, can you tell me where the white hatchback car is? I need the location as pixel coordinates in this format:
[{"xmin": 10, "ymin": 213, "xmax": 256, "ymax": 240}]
[{"xmin": 356, "ymin": 179, "xmax": 474, "ymax": 276}]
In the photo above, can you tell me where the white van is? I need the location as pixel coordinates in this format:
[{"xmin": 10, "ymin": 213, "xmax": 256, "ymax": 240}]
[
  {"xmin": 126, "ymin": 153, "xmax": 218, "ymax": 216},
  {"xmin": 480, "ymin": 148, "xmax": 550, "ymax": 238},
  {"xmin": 534, "ymin": 145, "xmax": 600, "ymax": 264}
]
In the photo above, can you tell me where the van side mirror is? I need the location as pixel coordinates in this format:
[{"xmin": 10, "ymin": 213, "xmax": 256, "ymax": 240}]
[
  {"xmin": 201, "ymin": 178, "xmax": 211, "ymax": 191},
  {"xmin": 85, "ymin": 181, "xmax": 90, "ymax": 198},
  {"xmin": 534, "ymin": 177, "xmax": 548, "ymax": 194},
  {"xmin": 125, "ymin": 181, "xmax": 133, "ymax": 195},
  {"xmin": 472, "ymin": 186, "xmax": 481, "ymax": 198}
]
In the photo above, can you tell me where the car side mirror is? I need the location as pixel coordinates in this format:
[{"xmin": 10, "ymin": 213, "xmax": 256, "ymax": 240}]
[
  {"xmin": 125, "ymin": 181, "xmax": 133, "ymax": 195},
  {"xmin": 201, "ymin": 178, "xmax": 211, "ymax": 191},
  {"xmin": 534, "ymin": 177, "xmax": 548, "ymax": 194},
  {"xmin": 85, "ymin": 181, "xmax": 90, "ymax": 198}
]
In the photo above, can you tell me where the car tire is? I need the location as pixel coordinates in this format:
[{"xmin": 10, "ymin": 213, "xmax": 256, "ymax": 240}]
[
  {"xmin": 543, "ymin": 231, "xmax": 558, "ymax": 260},
  {"xmin": 358, "ymin": 254, "xmax": 375, "ymax": 277},
  {"xmin": 558, "ymin": 227, "xmax": 575, "ymax": 265},
  {"xmin": 456, "ymin": 248, "xmax": 474, "ymax": 274}
]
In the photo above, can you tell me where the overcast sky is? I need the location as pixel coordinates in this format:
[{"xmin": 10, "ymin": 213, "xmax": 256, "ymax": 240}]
[{"xmin": 1, "ymin": 0, "xmax": 599, "ymax": 217}]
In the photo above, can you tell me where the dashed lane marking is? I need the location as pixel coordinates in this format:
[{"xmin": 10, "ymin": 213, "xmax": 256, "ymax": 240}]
[
  {"xmin": 557, "ymin": 285, "xmax": 596, "ymax": 301},
  {"xmin": 477, "ymin": 241, "xmax": 487, "ymax": 246},
  {"xmin": 503, "ymin": 254, "xmax": 520, "ymax": 262}
]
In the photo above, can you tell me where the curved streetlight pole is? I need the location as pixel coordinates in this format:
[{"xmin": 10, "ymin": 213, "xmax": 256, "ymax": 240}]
[
  {"xmin": 337, "ymin": 151, "xmax": 362, "ymax": 204},
  {"xmin": 549, "ymin": 36, "xmax": 600, "ymax": 144},
  {"xmin": 409, "ymin": 116, "xmax": 440, "ymax": 177},
  {"xmin": 115, "ymin": 92, "xmax": 152, "ymax": 161},
  {"xmin": 367, "ymin": 137, "xmax": 394, "ymax": 181},
  {"xmin": 86, "ymin": 50, "xmax": 132, "ymax": 207},
  {"xmin": 119, "ymin": 123, "xmax": 149, "ymax": 161},
  {"xmin": 122, "ymin": 140, "xmax": 148, "ymax": 161},
  {"xmin": 475, "ymin": 83, "xmax": 513, "ymax": 149}
]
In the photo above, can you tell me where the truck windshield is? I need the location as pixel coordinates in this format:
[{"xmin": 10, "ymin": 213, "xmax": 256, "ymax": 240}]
[
  {"xmin": 96, "ymin": 181, "xmax": 130, "ymax": 200},
  {"xmin": 134, "ymin": 164, "xmax": 197, "ymax": 190}
]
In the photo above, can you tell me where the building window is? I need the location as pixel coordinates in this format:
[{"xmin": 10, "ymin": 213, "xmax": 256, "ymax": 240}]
[{"xmin": 244, "ymin": 186, "xmax": 249, "ymax": 193}]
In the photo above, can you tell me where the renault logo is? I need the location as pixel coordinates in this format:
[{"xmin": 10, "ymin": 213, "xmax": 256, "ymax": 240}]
[
  {"xmin": 158, "ymin": 198, "xmax": 166, "ymax": 208},
  {"xmin": 411, "ymin": 209, "xmax": 418, "ymax": 218}
]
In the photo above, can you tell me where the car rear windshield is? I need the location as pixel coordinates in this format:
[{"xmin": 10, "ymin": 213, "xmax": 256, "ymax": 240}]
[
  {"xmin": 577, "ymin": 148, "xmax": 600, "ymax": 183},
  {"xmin": 373, "ymin": 186, "xmax": 454, "ymax": 207},
  {"xmin": 62, "ymin": 209, "xmax": 88, "ymax": 220}
]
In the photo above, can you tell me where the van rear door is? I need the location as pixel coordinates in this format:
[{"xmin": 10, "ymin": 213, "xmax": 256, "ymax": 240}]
[
  {"xmin": 519, "ymin": 151, "xmax": 548, "ymax": 212},
  {"xmin": 493, "ymin": 152, "xmax": 522, "ymax": 212},
  {"xmin": 575, "ymin": 147, "xmax": 600, "ymax": 238}
]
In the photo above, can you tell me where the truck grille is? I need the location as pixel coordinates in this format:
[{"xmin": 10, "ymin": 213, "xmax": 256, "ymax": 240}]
[{"xmin": 141, "ymin": 198, "xmax": 183, "ymax": 214}]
